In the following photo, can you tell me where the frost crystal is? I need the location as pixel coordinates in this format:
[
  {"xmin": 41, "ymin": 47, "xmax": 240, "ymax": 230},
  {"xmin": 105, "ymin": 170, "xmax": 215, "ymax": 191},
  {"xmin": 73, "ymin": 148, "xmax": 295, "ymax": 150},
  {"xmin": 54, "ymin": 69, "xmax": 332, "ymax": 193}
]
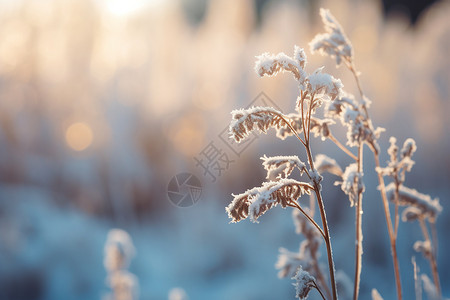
[
  {"xmin": 310, "ymin": 8, "xmax": 353, "ymax": 67},
  {"xmin": 337, "ymin": 163, "xmax": 364, "ymax": 206},
  {"xmin": 292, "ymin": 266, "xmax": 316, "ymax": 299},
  {"xmin": 261, "ymin": 155, "xmax": 306, "ymax": 179},
  {"xmin": 385, "ymin": 183, "xmax": 442, "ymax": 221}
]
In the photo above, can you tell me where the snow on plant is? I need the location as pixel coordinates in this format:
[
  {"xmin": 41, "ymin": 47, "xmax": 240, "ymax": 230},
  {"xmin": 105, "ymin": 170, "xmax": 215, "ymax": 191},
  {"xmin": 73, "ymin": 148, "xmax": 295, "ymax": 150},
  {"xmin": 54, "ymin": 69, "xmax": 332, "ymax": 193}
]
[
  {"xmin": 226, "ymin": 7, "xmax": 443, "ymax": 300},
  {"xmin": 104, "ymin": 229, "xmax": 139, "ymax": 300},
  {"xmin": 168, "ymin": 288, "xmax": 189, "ymax": 300}
]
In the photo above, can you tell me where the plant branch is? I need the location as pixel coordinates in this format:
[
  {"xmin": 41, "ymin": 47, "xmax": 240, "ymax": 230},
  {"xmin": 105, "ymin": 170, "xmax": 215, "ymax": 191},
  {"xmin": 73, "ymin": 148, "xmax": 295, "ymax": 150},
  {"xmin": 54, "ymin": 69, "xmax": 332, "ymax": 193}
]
[
  {"xmin": 288, "ymin": 201, "xmax": 325, "ymax": 239},
  {"xmin": 353, "ymin": 144, "xmax": 364, "ymax": 300},
  {"xmin": 313, "ymin": 281, "xmax": 326, "ymax": 300},
  {"xmin": 328, "ymin": 133, "xmax": 358, "ymax": 161},
  {"xmin": 374, "ymin": 152, "xmax": 403, "ymax": 300},
  {"xmin": 419, "ymin": 219, "xmax": 441, "ymax": 298}
]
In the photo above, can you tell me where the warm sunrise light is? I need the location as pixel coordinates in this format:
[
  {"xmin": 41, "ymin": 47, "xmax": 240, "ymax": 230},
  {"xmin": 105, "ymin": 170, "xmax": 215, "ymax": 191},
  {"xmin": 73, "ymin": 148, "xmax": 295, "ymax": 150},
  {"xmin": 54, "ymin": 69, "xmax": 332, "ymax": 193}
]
[
  {"xmin": 65, "ymin": 122, "xmax": 94, "ymax": 151},
  {"xmin": 102, "ymin": 0, "xmax": 162, "ymax": 17}
]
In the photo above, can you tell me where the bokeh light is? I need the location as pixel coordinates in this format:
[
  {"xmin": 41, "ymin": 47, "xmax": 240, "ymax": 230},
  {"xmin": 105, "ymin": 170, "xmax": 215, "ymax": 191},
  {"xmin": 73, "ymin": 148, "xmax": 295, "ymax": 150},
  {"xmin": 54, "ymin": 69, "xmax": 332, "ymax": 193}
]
[{"xmin": 65, "ymin": 122, "xmax": 94, "ymax": 151}]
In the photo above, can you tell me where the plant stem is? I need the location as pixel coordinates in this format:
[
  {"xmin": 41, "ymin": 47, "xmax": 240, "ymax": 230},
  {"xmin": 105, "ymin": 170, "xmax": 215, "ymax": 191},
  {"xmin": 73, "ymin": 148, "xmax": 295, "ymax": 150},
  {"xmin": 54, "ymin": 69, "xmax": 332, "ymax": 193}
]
[
  {"xmin": 313, "ymin": 181, "xmax": 337, "ymax": 300},
  {"xmin": 300, "ymin": 93, "xmax": 337, "ymax": 300},
  {"xmin": 419, "ymin": 219, "xmax": 441, "ymax": 298},
  {"xmin": 288, "ymin": 202, "xmax": 325, "ymax": 239},
  {"xmin": 328, "ymin": 133, "xmax": 357, "ymax": 161},
  {"xmin": 353, "ymin": 144, "xmax": 364, "ymax": 300},
  {"xmin": 314, "ymin": 281, "xmax": 327, "ymax": 300},
  {"xmin": 374, "ymin": 151, "xmax": 403, "ymax": 300}
]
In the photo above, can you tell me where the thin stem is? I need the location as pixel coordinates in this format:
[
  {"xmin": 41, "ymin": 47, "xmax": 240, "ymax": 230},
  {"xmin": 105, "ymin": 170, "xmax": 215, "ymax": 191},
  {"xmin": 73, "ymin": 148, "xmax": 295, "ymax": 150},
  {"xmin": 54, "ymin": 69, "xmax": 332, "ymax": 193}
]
[
  {"xmin": 374, "ymin": 152, "xmax": 403, "ymax": 300},
  {"xmin": 347, "ymin": 59, "xmax": 402, "ymax": 299},
  {"xmin": 394, "ymin": 181, "xmax": 400, "ymax": 239},
  {"xmin": 299, "ymin": 92, "xmax": 337, "ymax": 300},
  {"xmin": 276, "ymin": 113, "xmax": 307, "ymax": 147},
  {"xmin": 313, "ymin": 182, "xmax": 337, "ymax": 300},
  {"xmin": 328, "ymin": 133, "xmax": 358, "ymax": 161},
  {"xmin": 288, "ymin": 201, "xmax": 325, "ymax": 239},
  {"xmin": 312, "ymin": 253, "xmax": 332, "ymax": 300},
  {"xmin": 419, "ymin": 219, "xmax": 441, "ymax": 298},
  {"xmin": 353, "ymin": 144, "xmax": 364, "ymax": 300},
  {"xmin": 314, "ymin": 281, "xmax": 326, "ymax": 300}
]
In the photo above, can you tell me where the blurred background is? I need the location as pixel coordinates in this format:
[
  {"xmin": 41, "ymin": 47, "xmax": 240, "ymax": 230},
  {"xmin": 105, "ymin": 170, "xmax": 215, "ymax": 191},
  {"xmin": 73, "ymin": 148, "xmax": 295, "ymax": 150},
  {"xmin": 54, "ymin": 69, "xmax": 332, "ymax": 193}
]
[{"xmin": 0, "ymin": 0, "xmax": 449, "ymax": 299}]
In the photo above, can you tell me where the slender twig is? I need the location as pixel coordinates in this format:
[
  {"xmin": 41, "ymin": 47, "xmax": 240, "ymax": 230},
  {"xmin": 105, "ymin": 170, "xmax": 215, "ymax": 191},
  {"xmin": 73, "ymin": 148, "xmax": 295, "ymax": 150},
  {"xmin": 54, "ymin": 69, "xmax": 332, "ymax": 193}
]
[
  {"xmin": 288, "ymin": 202, "xmax": 325, "ymax": 239},
  {"xmin": 300, "ymin": 94, "xmax": 338, "ymax": 300},
  {"xmin": 328, "ymin": 133, "xmax": 358, "ymax": 161},
  {"xmin": 312, "ymin": 252, "xmax": 332, "ymax": 300},
  {"xmin": 419, "ymin": 219, "xmax": 441, "ymax": 298},
  {"xmin": 374, "ymin": 152, "xmax": 403, "ymax": 300},
  {"xmin": 275, "ymin": 113, "xmax": 307, "ymax": 147},
  {"xmin": 346, "ymin": 58, "xmax": 403, "ymax": 300},
  {"xmin": 394, "ymin": 181, "xmax": 400, "ymax": 239},
  {"xmin": 353, "ymin": 144, "xmax": 364, "ymax": 300},
  {"xmin": 313, "ymin": 281, "xmax": 326, "ymax": 300}
]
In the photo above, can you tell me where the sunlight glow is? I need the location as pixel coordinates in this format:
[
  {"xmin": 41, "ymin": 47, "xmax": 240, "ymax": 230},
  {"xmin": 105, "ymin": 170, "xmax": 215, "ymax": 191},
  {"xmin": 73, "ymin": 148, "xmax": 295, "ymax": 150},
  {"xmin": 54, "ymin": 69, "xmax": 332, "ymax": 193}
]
[
  {"xmin": 102, "ymin": 0, "xmax": 163, "ymax": 17},
  {"xmin": 65, "ymin": 122, "xmax": 94, "ymax": 151}
]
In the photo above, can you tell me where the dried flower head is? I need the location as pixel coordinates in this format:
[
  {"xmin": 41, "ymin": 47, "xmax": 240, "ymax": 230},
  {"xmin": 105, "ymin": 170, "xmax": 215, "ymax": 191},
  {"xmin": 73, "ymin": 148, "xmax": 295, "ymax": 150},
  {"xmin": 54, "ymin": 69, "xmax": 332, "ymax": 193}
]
[
  {"xmin": 401, "ymin": 206, "xmax": 423, "ymax": 222},
  {"xmin": 336, "ymin": 163, "xmax": 364, "ymax": 206},
  {"xmin": 261, "ymin": 155, "xmax": 306, "ymax": 180},
  {"xmin": 292, "ymin": 266, "xmax": 316, "ymax": 299},
  {"xmin": 168, "ymin": 288, "xmax": 189, "ymax": 300},
  {"xmin": 229, "ymin": 106, "xmax": 291, "ymax": 143},
  {"xmin": 310, "ymin": 8, "xmax": 353, "ymax": 66},
  {"xmin": 106, "ymin": 271, "xmax": 139, "ymax": 300},
  {"xmin": 385, "ymin": 183, "xmax": 442, "ymax": 222},
  {"xmin": 414, "ymin": 240, "xmax": 433, "ymax": 260},
  {"xmin": 104, "ymin": 229, "xmax": 136, "ymax": 272},
  {"xmin": 226, "ymin": 179, "xmax": 313, "ymax": 223},
  {"xmin": 255, "ymin": 46, "xmax": 307, "ymax": 81}
]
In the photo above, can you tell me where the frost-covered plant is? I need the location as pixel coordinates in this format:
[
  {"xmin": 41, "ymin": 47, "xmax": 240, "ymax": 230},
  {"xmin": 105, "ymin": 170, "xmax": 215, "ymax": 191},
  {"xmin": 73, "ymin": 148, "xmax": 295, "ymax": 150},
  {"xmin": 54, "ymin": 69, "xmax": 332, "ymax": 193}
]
[
  {"xmin": 227, "ymin": 7, "xmax": 443, "ymax": 300},
  {"xmin": 227, "ymin": 44, "xmax": 342, "ymax": 299},
  {"xmin": 104, "ymin": 229, "xmax": 139, "ymax": 300},
  {"xmin": 379, "ymin": 137, "xmax": 442, "ymax": 298},
  {"xmin": 168, "ymin": 287, "xmax": 189, "ymax": 300}
]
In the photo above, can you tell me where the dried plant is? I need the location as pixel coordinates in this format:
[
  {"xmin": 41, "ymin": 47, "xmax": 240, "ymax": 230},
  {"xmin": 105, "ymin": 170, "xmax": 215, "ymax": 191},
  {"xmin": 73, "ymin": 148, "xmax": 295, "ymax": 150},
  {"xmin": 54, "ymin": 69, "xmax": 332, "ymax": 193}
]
[
  {"xmin": 226, "ymin": 7, "xmax": 443, "ymax": 300},
  {"xmin": 104, "ymin": 229, "xmax": 139, "ymax": 300}
]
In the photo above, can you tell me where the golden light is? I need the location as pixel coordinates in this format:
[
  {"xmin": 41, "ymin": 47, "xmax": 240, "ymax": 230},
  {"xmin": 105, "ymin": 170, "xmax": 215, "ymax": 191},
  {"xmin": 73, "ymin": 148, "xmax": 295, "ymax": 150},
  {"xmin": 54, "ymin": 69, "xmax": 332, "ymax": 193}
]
[
  {"xmin": 65, "ymin": 122, "xmax": 94, "ymax": 151},
  {"xmin": 101, "ymin": 0, "xmax": 163, "ymax": 17}
]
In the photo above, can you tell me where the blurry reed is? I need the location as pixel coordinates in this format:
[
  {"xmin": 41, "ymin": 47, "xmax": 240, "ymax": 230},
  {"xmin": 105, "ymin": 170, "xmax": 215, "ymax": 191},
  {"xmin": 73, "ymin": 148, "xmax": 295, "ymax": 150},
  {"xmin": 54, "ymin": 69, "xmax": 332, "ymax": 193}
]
[
  {"xmin": 103, "ymin": 229, "xmax": 139, "ymax": 300},
  {"xmin": 225, "ymin": 8, "xmax": 442, "ymax": 300}
]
